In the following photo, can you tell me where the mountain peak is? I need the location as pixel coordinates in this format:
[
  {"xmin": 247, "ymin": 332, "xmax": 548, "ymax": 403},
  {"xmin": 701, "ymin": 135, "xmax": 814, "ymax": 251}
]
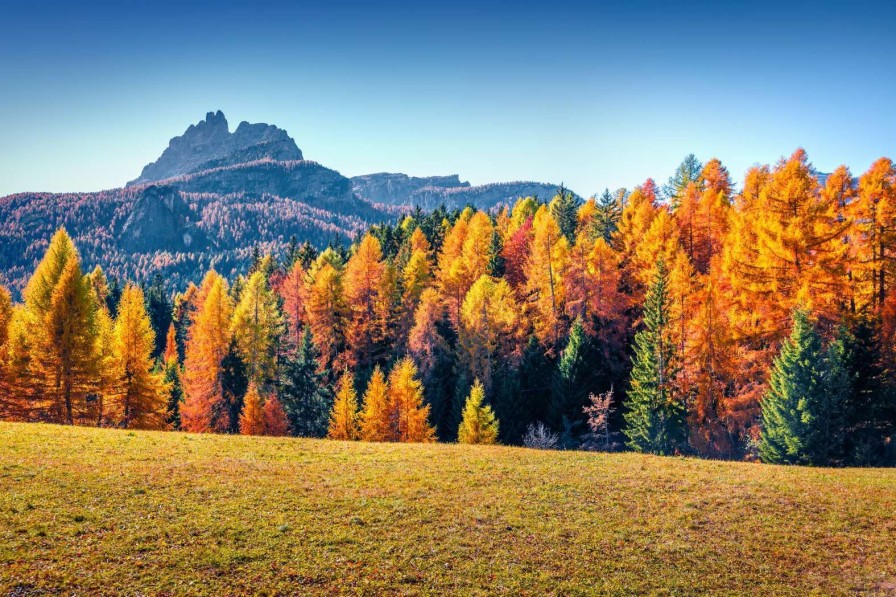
[
  {"xmin": 128, "ymin": 111, "xmax": 302, "ymax": 185},
  {"xmin": 205, "ymin": 109, "xmax": 227, "ymax": 128}
]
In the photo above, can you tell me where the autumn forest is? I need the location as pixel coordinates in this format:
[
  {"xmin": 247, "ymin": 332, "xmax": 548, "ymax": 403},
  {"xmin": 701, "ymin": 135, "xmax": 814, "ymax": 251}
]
[{"xmin": 2, "ymin": 149, "xmax": 895, "ymax": 467}]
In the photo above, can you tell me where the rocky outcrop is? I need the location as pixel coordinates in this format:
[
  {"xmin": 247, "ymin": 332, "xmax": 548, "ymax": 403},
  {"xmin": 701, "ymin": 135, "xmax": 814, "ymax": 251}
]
[
  {"xmin": 120, "ymin": 185, "xmax": 208, "ymax": 253},
  {"xmin": 351, "ymin": 173, "xmax": 469, "ymax": 205},
  {"xmin": 128, "ymin": 111, "xmax": 302, "ymax": 185}
]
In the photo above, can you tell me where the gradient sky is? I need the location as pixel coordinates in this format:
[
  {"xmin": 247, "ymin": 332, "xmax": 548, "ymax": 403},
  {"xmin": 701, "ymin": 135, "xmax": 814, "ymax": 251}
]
[{"xmin": 1, "ymin": 0, "xmax": 894, "ymax": 198}]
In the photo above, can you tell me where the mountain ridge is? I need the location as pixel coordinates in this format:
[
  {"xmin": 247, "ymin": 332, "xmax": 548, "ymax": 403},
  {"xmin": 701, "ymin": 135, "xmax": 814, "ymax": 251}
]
[{"xmin": 0, "ymin": 111, "xmax": 576, "ymax": 294}]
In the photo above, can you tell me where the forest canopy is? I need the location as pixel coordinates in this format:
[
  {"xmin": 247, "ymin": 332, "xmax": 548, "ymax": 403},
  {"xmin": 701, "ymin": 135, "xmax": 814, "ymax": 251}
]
[{"xmin": 1, "ymin": 149, "xmax": 895, "ymax": 466}]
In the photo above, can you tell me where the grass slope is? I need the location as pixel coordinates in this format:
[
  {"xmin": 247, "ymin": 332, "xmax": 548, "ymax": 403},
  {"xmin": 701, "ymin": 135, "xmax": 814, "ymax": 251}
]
[{"xmin": 2, "ymin": 423, "xmax": 896, "ymax": 595}]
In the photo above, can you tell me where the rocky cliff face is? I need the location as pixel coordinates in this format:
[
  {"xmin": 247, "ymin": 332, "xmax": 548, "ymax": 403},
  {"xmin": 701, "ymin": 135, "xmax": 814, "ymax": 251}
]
[
  {"xmin": 351, "ymin": 173, "xmax": 469, "ymax": 205},
  {"xmin": 128, "ymin": 111, "xmax": 303, "ymax": 185},
  {"xmin": 120, "ymin": 185, "xmax": 208, "ymax": 253}
]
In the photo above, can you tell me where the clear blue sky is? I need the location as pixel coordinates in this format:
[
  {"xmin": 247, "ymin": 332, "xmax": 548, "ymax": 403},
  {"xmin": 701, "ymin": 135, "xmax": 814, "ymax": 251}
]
[{"xmin": 1, "ymin": 0, "xmax": 894, "ymax": 197}]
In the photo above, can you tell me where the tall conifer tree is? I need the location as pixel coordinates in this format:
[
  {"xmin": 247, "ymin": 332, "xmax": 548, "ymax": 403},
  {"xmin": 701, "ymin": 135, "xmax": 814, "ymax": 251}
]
[{"xmin": 623, "ymin": 261, "xmax": 686, "ymax": 455}]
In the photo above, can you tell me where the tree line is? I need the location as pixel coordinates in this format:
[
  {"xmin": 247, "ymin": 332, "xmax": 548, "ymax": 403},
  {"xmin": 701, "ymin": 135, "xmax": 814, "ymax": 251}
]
[{"xmin": 1, "ymin": 148, "xmax": 895, "ymax": 465}]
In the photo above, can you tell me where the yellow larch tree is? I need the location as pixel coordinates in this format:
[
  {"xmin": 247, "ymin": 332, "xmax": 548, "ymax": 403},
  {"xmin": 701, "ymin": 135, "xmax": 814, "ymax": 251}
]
[
  {"xmin": 328, "ymin": 369, "xmax": 359, "ymax": 440},
  {"xmin": 407, "ymin": 288, "xmax": 450, "ymax": 379},
  {"xmin": 163, "ymin": 323, "xmax": 178, "ymax": 364},
  {"xmin": 727, "ymin": 149, "xmax": 850, "ymax": 339},
  {"xmin": 230, "ymin": 269, "xmax": 282, "ymax": 387},
  {"xmin": 565, "ymin": 233, "xmax": 624, "ymax": 339},
  {"xmin": 613, "ymin": 182, "xmax": 659, "ymax": 300},
  {"xmin": 458, "ymin": 275, "xmax": 519, "ymax": 390},
  {"xmin": 114, "ymin": 284, "xmax": 168, "ymax": 429},
  {"xmin": 457, "ymin": 379, "xmax": 499, "ymax": 444},
  {"xmin": 634, "ymin": 208, "xmax": 682, "ymax": 293},
  {"xmin": 358, "ymin": 366, "xmax": 392, "ymax": 442},
  {"xmin": 400, "ymin": 245, "xmax": 433, "ymax": 339},
  {"xmin": 461, "ymin": 211, "xmax": 494, "ymax": 289},
  {"xmin": 305, "ymin": 249, "xmax": 347, "ymax": 370},
  {"xmin": 682, "ymin": 259, "xmax": 742, "ymax": 458},
  {"xmin": 13, "ymin": 229, "xmax": 98, "ymax": 423},
  {"xmin": 675, "ymin": 180, "xmax": 731, "ymax": 275},
  {"xmin": 29, "ymin": 234, "xmax": 99, "ymax": 425},
  {"xmin": 278, "ymin": 259, "xmax": 307, "ymax": 350},
  {"xmin": 92, "ymin": 293, "xmax": 119, "ymax": 426},
  {"xmin": 387, "ymin": 357, "xmax": 435, "ymax": 443},
  {"xmin": 701, "ymin": 158, "xmax": 733, "ymax": 198}
]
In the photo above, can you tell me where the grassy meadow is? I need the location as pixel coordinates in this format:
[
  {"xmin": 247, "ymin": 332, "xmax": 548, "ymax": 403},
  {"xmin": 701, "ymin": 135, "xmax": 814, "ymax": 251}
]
[{"xmin": 1, "ymin": 422, "xmax": 896, "ymax": 595}]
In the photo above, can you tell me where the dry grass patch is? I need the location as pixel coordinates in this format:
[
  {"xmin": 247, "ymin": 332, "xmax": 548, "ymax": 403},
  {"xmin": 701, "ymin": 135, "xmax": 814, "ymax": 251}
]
[{"xmin": 2, "ymin": 422, "xmax": 896, "ymax": 594}]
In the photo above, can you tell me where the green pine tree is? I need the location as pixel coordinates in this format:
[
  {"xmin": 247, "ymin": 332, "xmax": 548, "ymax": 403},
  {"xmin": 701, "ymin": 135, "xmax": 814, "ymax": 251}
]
[
  {"xmin": 550, "ymin": 185, "xmax": 579, "ymax": 242},
  {"xmin": 623, "ymin": 260, "xmax": 685, "ymax": 455},
  {"xmin": 221, "ymin": 338, "xmax": 249, "ymax": 433},
  {"xmin": 759, "ymin": 311, "xmax": 849, "ymax": 465},
  {"xmin": 486, "ymin": 228, "xmax": 505, "ymax": 277},
  {"xmin": 145, "ymin": 273, "xmax": 172, "ymax": 359},
  {"xmin": 664, "ymin": 153, "xmax": 703, "ymax": 208},
  {"xmin": 163, "ymin": 359, "xmax": 184, "ymax": 430},
  {"xmin": 550, "ymin": 318, "xmax": 599, "ymax": 440},
  {"xmin": 279, "ymin": 327, "xmax": 333, "ymax": 437},
  {"xmin": 595, "ymin": 188, "xmax": 622, "ymax": 242}
]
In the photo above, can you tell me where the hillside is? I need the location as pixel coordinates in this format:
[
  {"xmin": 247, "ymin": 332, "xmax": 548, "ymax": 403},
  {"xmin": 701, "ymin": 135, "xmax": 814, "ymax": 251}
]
[
  {"xmin": 0, "ymin": 183, "xmax": 392, "ymax": 294},
  {"xmin": 2, "ymin": 423, "xmax": 895, "ymax": 594}
]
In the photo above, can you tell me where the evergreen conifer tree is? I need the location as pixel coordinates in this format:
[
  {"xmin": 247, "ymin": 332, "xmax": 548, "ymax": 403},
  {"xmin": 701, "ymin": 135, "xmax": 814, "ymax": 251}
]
[
  {"xmin": 759, "ymin": 311, "xmax": 849, "ymax": 465},
  {"xmin": 550, "ymin": 318, "xmax": 599, "ymax": 438},
  {"xmin": 279, "ymin": 327, "xmax": 332, "ymax": 437},
  {"xmin": 550, "ymin": 185, "xmax": 579, "ymax": 242},
  {"xmin": 623, "ymin": 260, "xmax": 686, "ymax": 454}
]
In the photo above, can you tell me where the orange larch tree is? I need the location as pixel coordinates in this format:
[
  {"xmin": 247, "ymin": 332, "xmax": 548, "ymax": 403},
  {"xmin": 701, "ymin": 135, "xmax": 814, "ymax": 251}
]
[
  {"xmin": 239, "ymin": 382, "xmax": 266, "ymax": 435},
  {"xmin": 277, "ymin": 259, "xmax": 307, "ymax": 351},
  {"xmin": 524, "ymin": 205, "xmax": 570, "ymax": 352},
  {"xmin": 344, "ymin": 234, "xmax": 387, "ymax": 369},
  {"xmin": 436, "ymin": 210, "xmax": 471, "ymax": 325},
  {"xmin": 181, "ymin": 271, "xmax": 233, "ymax": 433},
  {"xmin": 852, "ymin": 158, "xmax": 896, "ymax": 311}
]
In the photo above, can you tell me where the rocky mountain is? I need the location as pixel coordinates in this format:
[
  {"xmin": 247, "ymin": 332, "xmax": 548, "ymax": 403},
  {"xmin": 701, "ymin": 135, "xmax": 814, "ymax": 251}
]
[
  {"xmin": 0, "ymin": 110, "xmax": 576, "ymax": 294},
  {"xmin": 352, "ymin": 174, "xmax": 573, "ymax": 210},
  {"xmin": 0, "ymin": 112, "xmax": 396, "ymax": 294},
  {"xmin": 128, "ymin": 111, "xmax": 303, "ymax": 185}
]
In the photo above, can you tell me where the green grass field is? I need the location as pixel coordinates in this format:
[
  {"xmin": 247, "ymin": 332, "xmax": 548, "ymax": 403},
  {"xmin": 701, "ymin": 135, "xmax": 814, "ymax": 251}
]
[{"xmin": 2, "ymin": 423, "xmax": 895, "ymax": 595}]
